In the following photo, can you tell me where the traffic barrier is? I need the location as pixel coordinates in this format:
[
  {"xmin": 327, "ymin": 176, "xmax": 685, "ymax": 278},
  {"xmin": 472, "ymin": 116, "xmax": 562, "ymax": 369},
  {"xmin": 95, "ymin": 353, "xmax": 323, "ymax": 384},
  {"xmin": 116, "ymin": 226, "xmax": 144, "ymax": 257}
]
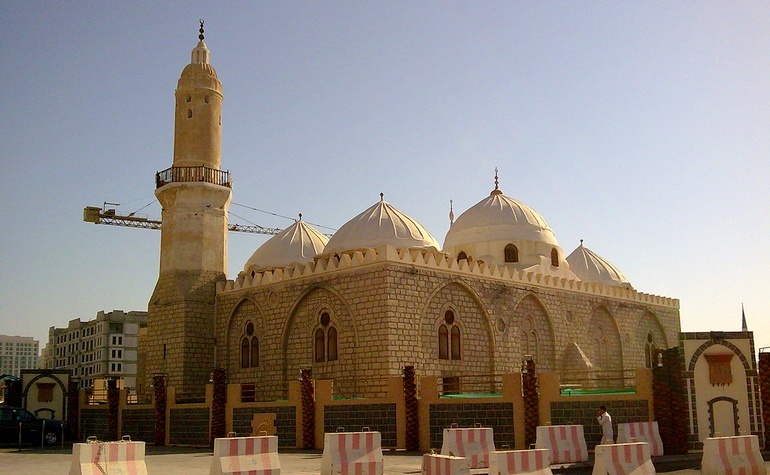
[
  {"xmin": 69, "ymin": 439, "xmax": 147, "ymax": 475},
  {"xmin": 210, "ymin": 435, "xmax": 280, "ymax": 475},
  {"xmin": 489, "ymin": 448, "xmax": 553, "ymax": 475},
  {"xmin": 320, "ymin": 429, "xmax": 384, "ymax": 475},
  {"xmin": 422, "ymin": 453, "xmax": 470, "ymax": 475},
  {"xmin": 616, "ymin": 422, "xmax": 664, "ymax": 456},
  {"xmin": 440, "ymin": 425, "xmax": 495, "ymax": 468},
  {"xmin": 701, "ymin": 435, "xmax": 766, "ymax": 475},
  {"xmin": 592, "ymin": 442, "xmax": 655, "ymax": 475},
  {"xmin": 534, "ymin": 425, "xmax": 588, "ymax": 464}
]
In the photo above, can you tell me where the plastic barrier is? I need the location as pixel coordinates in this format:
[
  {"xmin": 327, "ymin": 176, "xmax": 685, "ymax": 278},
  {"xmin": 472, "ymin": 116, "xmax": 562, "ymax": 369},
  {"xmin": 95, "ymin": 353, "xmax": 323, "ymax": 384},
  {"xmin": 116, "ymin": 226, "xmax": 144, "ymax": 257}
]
[
  {"xmin": 592, "ymin": 442, "xmax": 655, "ymax": 475},
  {"xmin": 534, "ymin": 425, "xmax": 588, "ymax": 464},
  {"xmin": 440, "ymin": 425, "xmax": 495, "ymax": 468},
  {"xmin": 422, "ymin": 453, "xmax": 470, "ymax": 475},
  {"xmin": 701, "ymin": 435, "xmax": 767, "ymax": 475},
  {"xmin": 489, "ymin": 448, "xmax": 553, "ymax": 475},
  {"xmin": 69, "ymin": 439, "xmax": 147, "ymax": 475},
  {"xmin": 616, "ymin": 422, "xmax": 664, "ymax": 456},
  {"xmin": 210, "ymin": 435, "xmax": 280, "ymax": 475},
  {"xmin": 320, "ymin": 430, "xmax": 384, "ymax": 475}
]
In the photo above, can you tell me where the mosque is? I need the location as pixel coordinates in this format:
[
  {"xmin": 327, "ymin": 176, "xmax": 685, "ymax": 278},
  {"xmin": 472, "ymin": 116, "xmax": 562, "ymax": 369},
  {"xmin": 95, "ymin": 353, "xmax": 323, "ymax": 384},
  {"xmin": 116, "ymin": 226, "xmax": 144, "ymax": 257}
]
[{"xmin": 140, "ymin": 27, "xmax": 680, "ymax": 400}]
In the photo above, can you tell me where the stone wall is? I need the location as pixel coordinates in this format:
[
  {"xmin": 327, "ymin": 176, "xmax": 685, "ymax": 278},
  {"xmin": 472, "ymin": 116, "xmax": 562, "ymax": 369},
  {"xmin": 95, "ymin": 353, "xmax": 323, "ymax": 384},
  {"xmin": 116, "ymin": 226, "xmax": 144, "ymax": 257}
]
[{"xmin": 323, "ymin": 403, "xmax": 398, "ymax": 447}]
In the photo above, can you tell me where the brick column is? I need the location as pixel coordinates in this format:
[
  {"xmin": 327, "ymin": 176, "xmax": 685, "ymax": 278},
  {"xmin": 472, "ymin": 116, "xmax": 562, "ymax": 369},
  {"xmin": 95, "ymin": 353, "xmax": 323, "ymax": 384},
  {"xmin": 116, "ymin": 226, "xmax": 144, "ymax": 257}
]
[
  {"xmin": 210, "ymin": 368, "xmax": 227, "ymax": 446},
  {"xmin": 107, "ymin": 379, "xmax": 119, "ymax": 441},
  {"xmin": 522, "ymin": 359, "xmax": 539, "ymax": 448},
  {"xmin": 301, "ymin": 369, "xmax": 315, "ymax": 449},
  {"xmin": 153, "ymin": 375, "xmax": 167, "ymax": 446},
  {"xmin": 403, "ymin": 365, "xmax": 418, "ymax": 451},
  {"xmin": 653, "ymin": 347, "xmax": 688, "ymax": 454},
  {"xmin": 759, "ymin": 352, "xmax": 770, "ymax": 450}
]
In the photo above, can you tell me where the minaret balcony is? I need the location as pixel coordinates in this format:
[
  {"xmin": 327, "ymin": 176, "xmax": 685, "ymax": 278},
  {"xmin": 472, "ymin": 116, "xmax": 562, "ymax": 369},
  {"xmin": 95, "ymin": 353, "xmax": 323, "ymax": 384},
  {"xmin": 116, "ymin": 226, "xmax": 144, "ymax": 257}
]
[{"xmin": 155, "ymin": 166, "xmax": 231, "ymax": 189}]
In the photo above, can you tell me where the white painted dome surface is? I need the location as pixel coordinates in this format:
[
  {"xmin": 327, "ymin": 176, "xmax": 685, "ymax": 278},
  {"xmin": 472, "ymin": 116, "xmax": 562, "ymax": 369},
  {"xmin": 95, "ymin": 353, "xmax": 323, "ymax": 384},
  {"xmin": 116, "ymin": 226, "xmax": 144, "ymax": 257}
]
[
  {"xmin": 325, "ymin": 198, "xmax": 440, "ymax": 253},
  {"xmin": 443, "ymin": 190, "xmax": 558, "ymax": 249},
  {"xmin": 244, "ymin": 219, "xmax": 329, "ymax": 271},
  {"xmin": 566, "ymin": 242, "xmax": 633, "ymax": 289}
]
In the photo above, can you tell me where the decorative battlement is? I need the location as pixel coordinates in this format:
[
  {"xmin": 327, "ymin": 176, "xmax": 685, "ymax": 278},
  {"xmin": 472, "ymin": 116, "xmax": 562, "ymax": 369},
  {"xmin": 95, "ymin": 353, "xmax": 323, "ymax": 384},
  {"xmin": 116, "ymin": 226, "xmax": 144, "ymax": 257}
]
[{"xmin": 219, "ymin": 244, "xmax": 679, "ymax": 309}]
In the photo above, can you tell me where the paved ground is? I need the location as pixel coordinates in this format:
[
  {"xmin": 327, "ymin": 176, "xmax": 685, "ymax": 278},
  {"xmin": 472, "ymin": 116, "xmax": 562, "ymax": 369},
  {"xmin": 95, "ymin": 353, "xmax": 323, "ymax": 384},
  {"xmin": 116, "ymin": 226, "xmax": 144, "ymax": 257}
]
[{"xmin": 0, "ymin": 445, "xmax": 720, "ymax": 475}]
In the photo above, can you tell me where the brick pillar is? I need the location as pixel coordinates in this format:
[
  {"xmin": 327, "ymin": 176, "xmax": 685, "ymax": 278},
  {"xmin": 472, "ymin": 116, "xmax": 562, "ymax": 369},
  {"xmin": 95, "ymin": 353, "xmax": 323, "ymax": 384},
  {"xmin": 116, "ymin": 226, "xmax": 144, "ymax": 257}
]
[
  {"xmin": 403, "ymin": 365, "xmax": 418, "ymax": 451},
  {"xmin": 210, "ymin": 368, "xmax": 227, "ymax": 446},
  {"xmin": 759, "ymin": 352, "xmax": 770, "ymax": 450},
  {"xmin": 153, "ymin": 375, "xmax": 167, "ymax": 446},
  {"xmin": 522, "ymin": 358, "xmax": 539, "ymax": 448},
  {"xmin": 653, "ymin": 347, "xmax": 688, "ymax": 454},
  {"xmin": 301, "ymin": 369, "xmax": 315, "ymax": 449},
  {"xmin": 107, "ymin": 379, "xmax": 119, "ymax": 441},
  {"xmin": 67, "ymin": 380, "xmax": 80, "ymax": 441}
]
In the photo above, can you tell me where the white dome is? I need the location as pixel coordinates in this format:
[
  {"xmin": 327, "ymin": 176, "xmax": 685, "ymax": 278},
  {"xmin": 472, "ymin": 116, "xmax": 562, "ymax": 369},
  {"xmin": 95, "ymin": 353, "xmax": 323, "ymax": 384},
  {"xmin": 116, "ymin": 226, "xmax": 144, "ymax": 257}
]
[
  {"xmin": 244, "ymin": 218, "xmax": 329, "ymax": 271},
  {"xmin": 324, "ymin": 195, "xmax": 440, "ymax": 253},
  {"xmin": 443, "ymin": 187, "xmax": 558, "ymax": 250},
  {"xmin": 566, "ymin": 241, "xmax": 633, "ymax": 289}
]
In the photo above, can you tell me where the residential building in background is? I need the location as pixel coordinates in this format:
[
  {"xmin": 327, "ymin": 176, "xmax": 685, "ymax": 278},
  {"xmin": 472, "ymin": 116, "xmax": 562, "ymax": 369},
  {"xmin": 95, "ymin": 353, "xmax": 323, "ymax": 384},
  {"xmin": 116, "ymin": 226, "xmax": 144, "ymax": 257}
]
[
  {"xmin": 42, "ymin": 310, "xmax": 147, "ymax": 389},
  {"xmin": 0, "ymin": 335, "xmax": 39, "ymax": 377}
]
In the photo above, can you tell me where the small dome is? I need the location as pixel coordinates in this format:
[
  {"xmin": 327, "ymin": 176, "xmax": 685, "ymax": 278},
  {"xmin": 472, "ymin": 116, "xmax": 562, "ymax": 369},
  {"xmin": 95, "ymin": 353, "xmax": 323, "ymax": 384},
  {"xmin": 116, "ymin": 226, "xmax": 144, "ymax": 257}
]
[
  {"xmin": 244, "ymin": 219, "xmax": 329, "ymax": 271},
  {"xmin": 566, "ymin": 241, "xmax": 633, "ymax": 289},
  {"xmin": 177, "ymin": 41, "xmax": 221, "ymax": 90},
  {"xmin": 324, "ymin": 195, "xmax": 440, "ymax": 253},
  {"xmin": 444, "ymin": 191, "xmax": 558, "ymax": 249}
]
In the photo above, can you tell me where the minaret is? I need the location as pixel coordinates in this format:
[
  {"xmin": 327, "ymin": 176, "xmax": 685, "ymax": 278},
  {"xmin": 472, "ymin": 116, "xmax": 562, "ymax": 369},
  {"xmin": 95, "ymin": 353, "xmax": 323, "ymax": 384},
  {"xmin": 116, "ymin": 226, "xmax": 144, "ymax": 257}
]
[{"xmin": 143, "ymin": 22, "xmax": 231, "ymax": 396}]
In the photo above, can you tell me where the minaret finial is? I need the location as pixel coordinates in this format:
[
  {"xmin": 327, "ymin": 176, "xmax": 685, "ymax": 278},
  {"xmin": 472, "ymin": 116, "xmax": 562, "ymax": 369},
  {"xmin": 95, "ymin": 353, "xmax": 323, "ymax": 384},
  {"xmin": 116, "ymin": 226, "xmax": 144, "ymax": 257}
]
[
  {"xmin": 449, "ymin": 199, "xmax": 455, "ymax": 224},
  {"xmin": 491, "ymin": 167, "xmax": 503, "ymax": 195},
  {"xmin": 199, "ymin": 19, "xmax": 205, "ymax": 41},
  {"xmin": 380, "ymin": 192, "xmax": 384, "ymax": 201}
]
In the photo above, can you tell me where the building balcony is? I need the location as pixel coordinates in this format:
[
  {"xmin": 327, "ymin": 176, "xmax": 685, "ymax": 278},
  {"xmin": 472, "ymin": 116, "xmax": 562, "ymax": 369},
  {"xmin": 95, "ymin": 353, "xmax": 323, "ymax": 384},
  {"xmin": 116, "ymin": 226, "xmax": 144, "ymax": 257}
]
[{"xmin": 155, "ymin": 165, "xmax": 231, "ymax": 189}]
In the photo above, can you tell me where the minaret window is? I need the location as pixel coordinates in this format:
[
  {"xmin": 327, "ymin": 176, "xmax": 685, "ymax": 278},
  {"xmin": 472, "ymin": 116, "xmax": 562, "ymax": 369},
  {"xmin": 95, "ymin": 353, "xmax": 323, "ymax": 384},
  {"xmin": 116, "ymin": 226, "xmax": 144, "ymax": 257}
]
[
  {"xmin": 204, "ymin": 95, "xmax": 210, "ymax": 103},
  {"xmin": 551, "ymin": 248, "xmax": 559, "ymax": 267},
  {"xmin": 504, "ymin": 244, "xmax": 519, "ymax": 263},
  {"xmin": 187, "ymin": 109, "xmax": 192, "ymax": 119},
  {"xmin": 185, "ymin": 94, "xmax": 192, "ymax": 102}
]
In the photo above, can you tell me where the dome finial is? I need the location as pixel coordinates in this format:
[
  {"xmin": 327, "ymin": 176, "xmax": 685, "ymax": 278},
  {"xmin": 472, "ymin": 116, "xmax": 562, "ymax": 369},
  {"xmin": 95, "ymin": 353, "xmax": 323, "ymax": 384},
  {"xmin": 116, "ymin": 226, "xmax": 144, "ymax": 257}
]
[
  {"xmin": 491, "ymin": 167, "xmax": 503, "ymax": 195},
  {"xmin": 298, "ymin": 213, "xmax": 303, "ymax": 222},
  {"xmin": 449, "ymin": 199, "xmax": 455, "ymax": 224},
  {"xmin": 580, "ymin": 239, "xmax": 584, "ymax": 246},
  {"xmin": 380, "ymin": 192, "xmax": 384, "ymax": 201},
  {"xmin": 199, "ymin": 19, "xmax": 205, "ymax": 41}
]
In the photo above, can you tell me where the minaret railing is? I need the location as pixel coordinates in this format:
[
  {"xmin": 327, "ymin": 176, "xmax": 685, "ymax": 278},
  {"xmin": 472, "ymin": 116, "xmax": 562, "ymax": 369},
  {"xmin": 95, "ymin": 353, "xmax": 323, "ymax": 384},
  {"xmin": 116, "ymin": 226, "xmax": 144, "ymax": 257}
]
[{"xmin": 155, "ymin": 165, "xmax": 231, "ymax": 189}]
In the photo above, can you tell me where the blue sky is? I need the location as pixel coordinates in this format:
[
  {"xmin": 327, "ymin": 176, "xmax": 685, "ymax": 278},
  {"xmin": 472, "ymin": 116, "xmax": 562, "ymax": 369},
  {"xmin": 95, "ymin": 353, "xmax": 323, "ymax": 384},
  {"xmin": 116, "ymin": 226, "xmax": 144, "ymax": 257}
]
[{"xmin": 1, "ymin": 2, "xmax": 768, "ymax": 355}]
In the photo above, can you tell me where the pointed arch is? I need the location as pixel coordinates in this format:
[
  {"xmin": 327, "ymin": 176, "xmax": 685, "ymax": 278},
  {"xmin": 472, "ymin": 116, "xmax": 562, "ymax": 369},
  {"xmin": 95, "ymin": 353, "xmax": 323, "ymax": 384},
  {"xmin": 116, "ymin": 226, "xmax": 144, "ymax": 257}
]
[
  {"xmin": 586, "ymin": 304, "xmax": 623, "ymax": 372},
  {"xmin": 511, "ymin": 292, "xmax": 556, "ymax": 371}
]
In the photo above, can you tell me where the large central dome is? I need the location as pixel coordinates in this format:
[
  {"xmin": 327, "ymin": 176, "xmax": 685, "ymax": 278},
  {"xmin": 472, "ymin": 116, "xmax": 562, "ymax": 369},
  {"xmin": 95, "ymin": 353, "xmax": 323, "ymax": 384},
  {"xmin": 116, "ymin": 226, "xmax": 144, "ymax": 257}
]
[{"xmin": 324, "ymin": 195, "xmax": 440, "ymax": 253}]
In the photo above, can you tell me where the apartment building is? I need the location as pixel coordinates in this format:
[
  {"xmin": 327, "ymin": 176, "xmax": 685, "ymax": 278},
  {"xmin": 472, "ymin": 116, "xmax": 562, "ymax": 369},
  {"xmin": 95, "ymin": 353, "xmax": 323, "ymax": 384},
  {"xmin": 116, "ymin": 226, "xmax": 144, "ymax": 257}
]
[{"xmin": 0, "ymin": 335, "xmax": 39, "ymax": 377}]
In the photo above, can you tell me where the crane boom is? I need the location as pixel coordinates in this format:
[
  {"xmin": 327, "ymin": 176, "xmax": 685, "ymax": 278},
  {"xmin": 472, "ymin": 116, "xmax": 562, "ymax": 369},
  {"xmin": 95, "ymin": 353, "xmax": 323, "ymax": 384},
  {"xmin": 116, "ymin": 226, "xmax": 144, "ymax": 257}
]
[{"xmin": 83, "ymin": 206, "xmax": 281, "ymax": 235}]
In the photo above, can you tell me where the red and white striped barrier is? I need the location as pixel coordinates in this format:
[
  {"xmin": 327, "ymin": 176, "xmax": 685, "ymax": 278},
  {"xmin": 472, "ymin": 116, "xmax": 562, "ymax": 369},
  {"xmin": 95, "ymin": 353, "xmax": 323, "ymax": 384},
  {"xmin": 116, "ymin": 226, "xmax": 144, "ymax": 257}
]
[
  {"xmin": 321, "ymin": 430, "xmax": 384, "ymax": 475},
  {"xmin": 69, "ymin": 440, "xmax": 147, "ymax": 475},
  {"xmin": 489, "ymin": 449, "xmax": 553, "ymax": 475},
  {"xmin": 701, "ymin": 435, "xmax": 767, "ymax": 475},
  {"xmin": 440, "ymin": 426, "xmax": 495, "ymax": 468},
  {"xmin": 616, "ymin": 422, "xmax": 664, "ymax": 456},
  {"xmin": 422, "ymin": 453, "xmax": 470, "ymax": 475},
  {"xmin": 592, "ymin": 442, "xmax": 655, "ymax": 475},
  {"xmin": 534, "ymin": 425, "xmax": 588, "ymax": 464},
  {"xmin": 210, "ymin": 435, "xmax": 281, "ymax": 475}
]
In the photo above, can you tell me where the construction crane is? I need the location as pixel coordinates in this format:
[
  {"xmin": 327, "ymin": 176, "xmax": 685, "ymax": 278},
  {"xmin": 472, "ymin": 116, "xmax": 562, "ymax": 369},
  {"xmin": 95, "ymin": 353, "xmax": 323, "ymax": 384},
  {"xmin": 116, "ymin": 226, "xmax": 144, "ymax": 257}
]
[{"xmin": 83, "ymin": 203, "xmax": 282, "ymax": 235}]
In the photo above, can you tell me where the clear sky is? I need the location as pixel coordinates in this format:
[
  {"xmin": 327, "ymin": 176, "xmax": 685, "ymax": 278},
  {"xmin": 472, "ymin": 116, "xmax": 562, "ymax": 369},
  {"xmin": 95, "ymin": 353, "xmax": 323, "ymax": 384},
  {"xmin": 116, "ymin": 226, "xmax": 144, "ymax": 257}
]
[{"xmin": 1, "ymin": 2, "xmax": 768, "ymax": 356}]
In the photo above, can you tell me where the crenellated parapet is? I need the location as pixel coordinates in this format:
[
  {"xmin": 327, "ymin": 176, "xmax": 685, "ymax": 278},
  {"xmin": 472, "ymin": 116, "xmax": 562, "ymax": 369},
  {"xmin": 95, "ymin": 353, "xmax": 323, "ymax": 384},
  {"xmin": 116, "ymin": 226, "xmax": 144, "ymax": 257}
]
[{"xmin": 218, "ymin": 244, "xmax": 679, "ymax": 309}]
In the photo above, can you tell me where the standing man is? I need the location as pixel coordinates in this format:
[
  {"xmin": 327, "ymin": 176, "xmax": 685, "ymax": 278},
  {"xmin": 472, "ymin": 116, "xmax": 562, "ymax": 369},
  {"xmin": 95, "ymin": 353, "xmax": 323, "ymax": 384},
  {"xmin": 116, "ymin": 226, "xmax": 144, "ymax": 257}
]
[{"xmin": 597, "ymin": 405, "xmax": 613, "ymax": 444}]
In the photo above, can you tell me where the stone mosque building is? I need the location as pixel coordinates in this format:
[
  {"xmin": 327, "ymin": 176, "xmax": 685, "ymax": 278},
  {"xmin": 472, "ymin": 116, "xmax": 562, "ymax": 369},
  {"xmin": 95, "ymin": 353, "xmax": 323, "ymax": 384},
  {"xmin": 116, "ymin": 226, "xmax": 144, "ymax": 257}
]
[{"xmin": 141, "ymin": 28, "xmax": 680, "ymax": 399}]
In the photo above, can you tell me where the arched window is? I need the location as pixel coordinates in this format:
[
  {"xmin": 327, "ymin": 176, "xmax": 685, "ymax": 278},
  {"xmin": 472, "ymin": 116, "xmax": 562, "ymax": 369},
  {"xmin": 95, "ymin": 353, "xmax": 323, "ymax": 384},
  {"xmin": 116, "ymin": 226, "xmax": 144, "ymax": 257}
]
[
  {"xmin": 240, "ymin": 321, "xmax": 258, "ymax": 368},
  {"xmin": 438, "ymin": 325, "xmax": 449, "ymax": 359},
  {"xmin": 240, "ymin": 337, "xmax": 250, "ymax": 368},
  {"xmin": 504, "ymin": 244, "xmax": 519, "ymax": 263},
  {"xmin": 551, "ymin": 248, "xmax": 559, "ymax": 267},
  {"xmin": 645, "ymin": 333, "xmax": 656, "ymax": 369},
  {"xmin": 451, "ymin": 326, "xmax": 461, "ymax": 360},
  {"xmin": 327, "ymin": 327, "xmax": 338, "ymax": 361},
  {"xmin": 314, "ymin": 310, "xmax": 338, "ymax": 363},
  {"xmin": 520, "ymin": 317, "xmax": 539, "ymax": 361},
  {"xmin": 314, "ymin": 328, "xmax": 326, "ymax": 363},
  {"xmin": 457, "ymin": 251, "xmax": 468, "ymax": 262}
]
